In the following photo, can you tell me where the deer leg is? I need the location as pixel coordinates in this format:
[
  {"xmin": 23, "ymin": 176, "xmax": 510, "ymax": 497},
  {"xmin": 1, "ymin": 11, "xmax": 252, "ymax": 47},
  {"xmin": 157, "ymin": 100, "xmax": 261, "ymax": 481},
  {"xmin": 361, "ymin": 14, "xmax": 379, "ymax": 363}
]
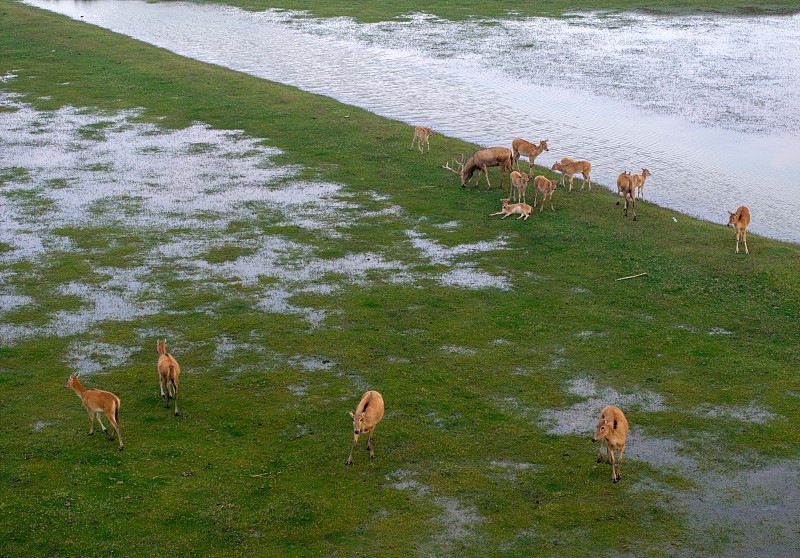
[
  {"xmin": 172, "ymin": 379, "xmax": 179, "ymax": 416},
  {"xmin": 631, "ymin": 196, "xmax": 637, "ymax": 221},
  {"xmin": 87, "ymin": 408, "xmax": 95, "ymax": 435},
  {"xmin": 160, "ymin": 374, "xmax": 166, "ymax": 401},
  {"xmin": 501, "ymin": 212, "xmax": 511, "ymax": 220},
  {"xmin": 346, "ymin": 434, "xmax": 359, "ymax": 466},
  {"xmin": 608, "ymin": 447, "xmax": 618, "ymax": 483},
  {"xmin": 409, "ymin": 135, "xmax": 415, "ymax": 150},
  {"xmin": 489, "ymin": 211, "xmax": 504, "ymax": 217},
  {"xmin": 95, "ymin": 413, "xmax": 108, "ymax": 435},
  {"xmin": 107, "ymin": 409, "xmax": 122, "ymax": 450},
  {"xmin": 550, "ymin": 192, "xmax": 554, "ymax": 211},
  {"xmin": 597, "ymin": 439, "xmax": 606, "ymax": 463},
  {"xmin": 368, "ymin": 430, "xmax": 376, "ymax": 460},
  {"xmin": 743, "ymin": 230, "xmax": 749, "ymax": 255},
  {"xmin": 617, "ymin": 445, "xmax": 625, "ymax": 481},
  {"xmin": 483, "ymin": 165, "xmax": 492, "ymax": 190}
]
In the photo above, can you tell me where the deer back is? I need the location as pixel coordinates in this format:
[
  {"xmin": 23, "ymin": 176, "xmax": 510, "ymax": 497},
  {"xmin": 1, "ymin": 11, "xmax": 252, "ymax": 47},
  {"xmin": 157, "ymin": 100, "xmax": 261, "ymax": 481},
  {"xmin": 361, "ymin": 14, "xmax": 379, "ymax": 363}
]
[
  {"xmin": 356, "ymin": 390, "xmax": 384, "ymax": 430},
  {"xmin": 735, "ymin": 206, "xmax": 751, "ymax": 229}
]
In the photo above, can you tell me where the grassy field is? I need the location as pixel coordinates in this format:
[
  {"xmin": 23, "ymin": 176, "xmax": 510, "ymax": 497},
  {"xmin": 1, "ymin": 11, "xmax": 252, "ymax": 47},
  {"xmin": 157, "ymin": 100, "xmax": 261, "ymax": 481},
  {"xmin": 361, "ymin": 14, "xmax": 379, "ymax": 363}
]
[
  {"xmin": 185, "ymin": 0, "xmax": 800, "ymax": 20},
  {"xmin": 1, "ymin": 2, "xmax": 799, "ymax": 557}
]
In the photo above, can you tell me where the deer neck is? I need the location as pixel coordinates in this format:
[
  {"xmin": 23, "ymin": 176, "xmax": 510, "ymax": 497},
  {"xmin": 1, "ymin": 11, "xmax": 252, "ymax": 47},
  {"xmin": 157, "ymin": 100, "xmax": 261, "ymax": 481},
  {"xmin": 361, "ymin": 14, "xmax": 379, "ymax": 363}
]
[{"xmin": 69, "ymin": 379, "xmax": 87, "ymax": 398}]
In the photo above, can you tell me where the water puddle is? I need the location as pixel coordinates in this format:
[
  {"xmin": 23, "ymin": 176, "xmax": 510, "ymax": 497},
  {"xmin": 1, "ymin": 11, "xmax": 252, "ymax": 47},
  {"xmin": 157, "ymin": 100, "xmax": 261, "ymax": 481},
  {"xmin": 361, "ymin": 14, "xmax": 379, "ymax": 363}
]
[{"xmin": 20, "ymin": 1, "xmax": 800, "ymax": 242}]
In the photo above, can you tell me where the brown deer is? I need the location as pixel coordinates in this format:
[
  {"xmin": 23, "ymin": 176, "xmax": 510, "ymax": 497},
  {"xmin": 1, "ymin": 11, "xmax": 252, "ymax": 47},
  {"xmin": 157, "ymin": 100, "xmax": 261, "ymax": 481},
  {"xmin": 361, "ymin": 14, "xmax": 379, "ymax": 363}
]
[
  {"xmin": 632, "ymin": 168, "xmax": 652, "ymax": 200},
  {"xmin": 533, "ymin": 175, "xmax": 558, "ymax": 212},
  {"xmin": 727, "ymin": 206, "xmax": 751, "ymax": 254},
  {"xmin": 65, "ymin": 373, "xmax": 123, "ymax": 451},
  {"xmin": 551, "ymin": 159, "xmax": 592, "ymax": 192},
  {"xmin": 157, "ymin": 339, "xmax": 181, "ymax": 416},
  {"xmin": 511, "ymin": 138, "xmax": 548, "ymax": 172},
  {"xmin": 442, "ymin": 147, "xmax": 513, "ymax": 190},
  {"xmin": 592, "ymin": 405, "xmax": 628, "ymax": 483},
  {"xmin": 490, "ymin": 198, "xmax": 533, "ymax": 221},
  {"xmin": 553, "ymin": 157, "xmax": 574, "ymax": 188},
  {"xmin": 510, "ymin": 170, "xmax": 530, "ymax": 204},
  {"xmin": 616, "ymin": 171, "xmax": 637, "ymax": 221},
  {"xmin": 409, "ymin": 126, "xmax": 433, "ymax": 154},
  {"xmin": 346, "ymin": 390, "xmax": 385, "ymax": 465}
]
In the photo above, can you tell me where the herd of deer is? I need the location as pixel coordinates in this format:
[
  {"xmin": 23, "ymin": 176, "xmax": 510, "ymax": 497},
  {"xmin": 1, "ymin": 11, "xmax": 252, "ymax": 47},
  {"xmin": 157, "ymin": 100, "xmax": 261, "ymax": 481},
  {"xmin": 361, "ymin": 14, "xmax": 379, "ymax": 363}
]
[
  {"xmin": 423, "ymin": 126, "xmax": 751, "ymax": 253},
  {"xmin": 61, "ymin": 127, "xmax": 753, "ymax": 482}
]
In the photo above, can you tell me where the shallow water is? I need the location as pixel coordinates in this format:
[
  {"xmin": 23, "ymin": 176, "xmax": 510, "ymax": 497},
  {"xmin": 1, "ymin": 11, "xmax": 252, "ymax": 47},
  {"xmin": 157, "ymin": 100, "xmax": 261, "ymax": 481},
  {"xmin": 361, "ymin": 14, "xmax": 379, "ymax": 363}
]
[{"xmin": 21, "ymin": 0, "xmax": 800, "ymax": 242}]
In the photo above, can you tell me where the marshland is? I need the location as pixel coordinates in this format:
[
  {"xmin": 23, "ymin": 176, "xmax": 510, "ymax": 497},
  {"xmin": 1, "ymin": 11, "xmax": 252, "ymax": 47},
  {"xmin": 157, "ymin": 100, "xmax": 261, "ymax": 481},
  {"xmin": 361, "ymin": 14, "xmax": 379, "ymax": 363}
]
[{"xmin": 1, "ymin": 1, "xmax": 798, "ymax": 556}]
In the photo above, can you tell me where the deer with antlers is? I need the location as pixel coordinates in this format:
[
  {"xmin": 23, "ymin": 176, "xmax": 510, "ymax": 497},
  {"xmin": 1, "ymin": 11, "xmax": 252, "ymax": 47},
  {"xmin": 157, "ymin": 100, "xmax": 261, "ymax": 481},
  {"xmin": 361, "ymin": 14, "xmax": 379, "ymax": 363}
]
[
  {"xmin": 442, "ymin": 147, "xmax": 514, "ymax": 190},
  {"xmin": 511, "ymin": 138, "xmax": 548, "ymax": 172}
]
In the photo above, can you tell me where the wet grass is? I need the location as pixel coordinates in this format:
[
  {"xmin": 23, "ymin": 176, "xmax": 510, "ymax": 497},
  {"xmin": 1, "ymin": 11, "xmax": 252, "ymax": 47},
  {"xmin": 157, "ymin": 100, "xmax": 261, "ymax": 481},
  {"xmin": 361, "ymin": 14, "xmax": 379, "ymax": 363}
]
[
  {"xmin": 183, "ymin": 0, "xmax": 800, "ymax": 20},
  {"xmin": 1, "ymin": 2, "xmax": 799, "ymax": 557}
]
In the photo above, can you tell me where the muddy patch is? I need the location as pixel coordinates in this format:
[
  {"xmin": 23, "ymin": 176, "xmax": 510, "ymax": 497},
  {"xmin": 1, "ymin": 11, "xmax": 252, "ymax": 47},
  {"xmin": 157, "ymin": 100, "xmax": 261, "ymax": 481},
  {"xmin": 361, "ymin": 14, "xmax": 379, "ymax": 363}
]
[{"xmin": 65, "ymin": 340, "xmax": 138, "ymax": 375}]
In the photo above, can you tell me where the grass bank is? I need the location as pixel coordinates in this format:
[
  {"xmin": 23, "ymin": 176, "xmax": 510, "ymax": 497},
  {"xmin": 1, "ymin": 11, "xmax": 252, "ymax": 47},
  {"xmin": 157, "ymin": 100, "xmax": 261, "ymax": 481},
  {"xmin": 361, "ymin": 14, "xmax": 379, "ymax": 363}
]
[{"xmin": 1, "ymin": 2, "xmax": 798, "ymax": 557}]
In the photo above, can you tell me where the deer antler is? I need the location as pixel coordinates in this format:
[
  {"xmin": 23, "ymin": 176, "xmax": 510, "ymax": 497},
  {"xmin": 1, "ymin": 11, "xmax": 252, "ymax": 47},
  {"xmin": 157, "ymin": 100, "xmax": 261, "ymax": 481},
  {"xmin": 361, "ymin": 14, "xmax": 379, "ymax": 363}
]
[{"xmin": 441, "ymin": 154, "xmax": 465, "ymax": 175}]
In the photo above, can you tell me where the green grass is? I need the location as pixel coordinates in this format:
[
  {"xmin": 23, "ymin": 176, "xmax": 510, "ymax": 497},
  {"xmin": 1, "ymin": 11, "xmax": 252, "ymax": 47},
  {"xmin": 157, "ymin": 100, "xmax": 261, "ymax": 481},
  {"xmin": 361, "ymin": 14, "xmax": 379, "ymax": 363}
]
[
  {"xmin": 183, "ymin": 0, "xmax": 800, "ymax": 21},
  {"xmin": 1, "ymin": 2, "xmax": 798, "ymax": 557}
]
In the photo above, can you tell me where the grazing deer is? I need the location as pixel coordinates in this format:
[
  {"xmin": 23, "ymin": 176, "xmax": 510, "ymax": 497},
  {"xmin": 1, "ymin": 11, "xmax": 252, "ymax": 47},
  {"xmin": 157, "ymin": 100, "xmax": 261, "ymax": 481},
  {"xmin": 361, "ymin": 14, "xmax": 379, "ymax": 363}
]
[
  {"xmin": 65, "ymin": 373, "xmax": 123, "ymax": 451},
  {"xmin": 533, "ymin": 175, "xmax": 558, "ymax": 212},
  {"xmin": 346, "ymin": 390, "xmax": 385, "ymax": 465},
  {"xmin": 616, "ymin": 171, "xmax": 637, "ymax": 221},
  {"xmin": 727, "ymin": 206, "xmax": 751, "ymax": 254},
  {"xmin": 157, "ymin": 339, "xmax": 181, "ymax": 416},
  {"xmin": 490, "ymin": 198, "xmax": 533, "ymax": 221},
  {"xmin": 511, "ymin": 138, "xmax": 549, "ymax": 172},
  {"xmin": 510, "ymin": 170, "xmax": 530, "ymax": 204},
  {"xmin": 553, "ymin": 157, "xmax": 574, "ymax": 188},
  {"xmin": 550, "ymin": 159, "xmax": 592, "ymax": 192},
  {"xmin": 632, "ymin": 168, "xmax": 652, "ymax": 200},
  {"xmin": 409, "ymin": 126, "xmax": 433, "ymax": 154},
  {"xmin": 442, "ymin": 147, "xmax": 514, "ymax": 190},
  {"xmin": 592, "ymin": 405, "xmax": 628, "ymax": 483}
]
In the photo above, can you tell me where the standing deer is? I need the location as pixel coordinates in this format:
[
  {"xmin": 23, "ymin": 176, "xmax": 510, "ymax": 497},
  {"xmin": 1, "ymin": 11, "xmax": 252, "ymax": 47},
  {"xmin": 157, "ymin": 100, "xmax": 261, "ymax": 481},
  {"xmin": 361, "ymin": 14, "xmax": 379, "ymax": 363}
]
[
  {"xmin": 632, "ymin": 168, "xmax": 652, "ymax": 200},
  {"xmin": 727, "ymin": 206, "xmax": 751, "ymax": 254},
  {"xmin": 510, "ymin": 170, "xmax": 530, "ymax": 204},
  {"xmin": 346, "ymin": 390, "xmax": 385, "ymax": 465},
  {"xmin": 409, "ymin": 126, "xmax": 433, "ymax": 154},
  {"xmin": 553, "ymin": 157, "xmax": 574, "ymax": 188},
  {"xmin": 65, "ymin": 373, "xmax": 123, "ymax": 451},
  {"xmin": 157, "ymin": 339, "xmax": 181, "ymax": 416},
  {"xmin": 511, "ymin": 138, "xmax": 549, "ymax": 172},
  {"xmin": 616, "ymin": 171, "xmax": 637, "ymax": 221},
  {"xmin": 592, "ymin": 405, "xmax": 628, "ymax": 483},
  {"xmin": 533, "ymin": 175, "xmax": 558, "ymax": 212},
  {"xmin": 551, "ymin": 159, "xmax": 592, "ymax": 192},
  {"xmin": 442, "ymin": 147, "xmax": 514, "ymax": 190}
]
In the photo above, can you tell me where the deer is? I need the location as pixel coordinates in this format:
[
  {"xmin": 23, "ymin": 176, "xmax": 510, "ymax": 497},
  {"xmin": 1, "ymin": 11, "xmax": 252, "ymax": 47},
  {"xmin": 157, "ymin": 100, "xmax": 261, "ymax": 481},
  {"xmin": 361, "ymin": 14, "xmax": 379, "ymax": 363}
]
[
  {"xmin": 727, "ymin": 206, "xmax": 751, "ymax": 254},
  {"xmin": 157, "ymin": 339, "xmax": 181, "ymax": 416},
  {"xmin": 442, "ymin": 147, "xmax": 514, "ymax": 190},
  {"xmin": 632, "ymin": 168, "xmax": 652, "ymax": 200},
  {"xmin": 510, "ymin": 170, "xmax": 530, "ymax": 204},
  {"xmin": 65, "ymin": 373, "xmax": 123, "ymax": 451},
  {"xmin": 553, "ymin": 157, "xmax": 574, "ymax": 188},
  {"xmin": 533, "ymin": 175, "xmax": 558, "ymax": 212},
  {"xmin": 511, "ymin": 138, "xmax": 549, "ymax": 172},
  {"xmin": 490, "ymin": 198, "xmax": 533, "ymax": 221},
  {"xmin": 591, "ymin": 405, "xmax": 628, "ymax": 483},
  {"xmin": 616, "ymin": 171, "xmax": 637, "ymax": 221},
  {"xmin": 346, "ymin": 390, "xmax": 385, "ymax": 465},
  {"xmin": 409, "ymin": 126, "xmax": 433, "ymax": 154},
  {"xmin": 550, "ymin": 159, "xmax": 592, "ymax": 192}
]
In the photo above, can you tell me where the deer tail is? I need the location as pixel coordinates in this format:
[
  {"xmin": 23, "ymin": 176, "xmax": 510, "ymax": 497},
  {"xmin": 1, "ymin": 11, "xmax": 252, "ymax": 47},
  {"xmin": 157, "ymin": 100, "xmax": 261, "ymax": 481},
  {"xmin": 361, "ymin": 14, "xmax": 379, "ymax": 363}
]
[{"xmin": 115, "ymin": 400, "xmax": 120, "ymax": 424}]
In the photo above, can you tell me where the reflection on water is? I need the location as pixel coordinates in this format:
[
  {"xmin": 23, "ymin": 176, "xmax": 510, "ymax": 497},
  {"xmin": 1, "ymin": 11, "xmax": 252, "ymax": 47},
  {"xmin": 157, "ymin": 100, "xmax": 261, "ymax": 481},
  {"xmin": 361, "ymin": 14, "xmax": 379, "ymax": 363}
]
[{"xmin": 20, "ymin": 1, "xmax": 800, "ymax": 242}]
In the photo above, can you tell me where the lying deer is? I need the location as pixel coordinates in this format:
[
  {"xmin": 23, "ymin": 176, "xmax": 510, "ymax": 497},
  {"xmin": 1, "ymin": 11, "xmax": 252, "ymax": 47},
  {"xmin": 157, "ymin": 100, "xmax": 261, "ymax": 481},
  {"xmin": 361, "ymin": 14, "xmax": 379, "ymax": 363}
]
[
  {"xmin": 65, "ymin": 373, "xmax": 123, "ymax": 451},
  {"xmin": 727, "ymin": 206, "xmax": 751, "ymax": 254},
  {"xmin": 533, "ymin": 175, "xmax": 558, "ymax": 212},
  {"xmin": 592, "ymin": 405, "xmax": 628, "ymax": 483},
  {"xmin": 346, "ymin": 390, "xmax": 385, "ymax": 465},
  {"xmin": 490, "ymin": 198, "xmax": 532, "ymax": 221},
  {"xmin": 511, "ymin": 138, "xmax": 548, "ymax": 172},
  {"xmin": 442, "ymin": 147, "xmax": 513, "ymax": 190},
  {"xmin": 551, "ymin": 159, "xmax": 592, "ymax": 192},
  {"xmin": 510, "ymin": 170, "xmax": 530, "ymax": 204},
  {"xmin": 633, "ymin": 168, "xmax": 652, "ymax": 200},
  {"xmin": 157, "ymin": 339, "xmax": 181, "ymax": 416},
  {"xmin": 409, "ymin": 126, "xmax": 433, "ymax": 154},
  {"xmin": 616, "ymin": 171, "xmax": 637, "ymax": 221}
]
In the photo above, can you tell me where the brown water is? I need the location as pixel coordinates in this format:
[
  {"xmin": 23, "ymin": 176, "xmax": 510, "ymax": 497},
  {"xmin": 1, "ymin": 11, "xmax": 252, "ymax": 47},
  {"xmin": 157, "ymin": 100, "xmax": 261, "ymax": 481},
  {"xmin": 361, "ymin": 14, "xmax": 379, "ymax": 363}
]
[{"xmin": 21, "ymin": 1, "xmax": 800, "ymax": 242}]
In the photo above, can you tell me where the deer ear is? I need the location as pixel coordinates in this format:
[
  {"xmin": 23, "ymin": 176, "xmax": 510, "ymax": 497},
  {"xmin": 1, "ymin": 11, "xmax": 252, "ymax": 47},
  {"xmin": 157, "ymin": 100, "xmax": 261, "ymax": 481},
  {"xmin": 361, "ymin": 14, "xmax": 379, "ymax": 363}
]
[
  {"xmin": 348, "ymin": 411, "xmax": 355, "ymax": 419},
  {"xmin": 613, "ymin": 419, "xmax": 618, "ymax": 430},
  {"xmin": 361, "ymin": 411, "xmax": 366, "ymax": 417}
]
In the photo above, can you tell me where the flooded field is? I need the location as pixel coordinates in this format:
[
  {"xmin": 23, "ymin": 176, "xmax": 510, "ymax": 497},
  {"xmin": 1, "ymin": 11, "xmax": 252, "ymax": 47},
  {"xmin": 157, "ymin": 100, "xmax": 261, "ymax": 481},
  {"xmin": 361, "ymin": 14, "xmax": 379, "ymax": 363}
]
[{"xmin": 22, "ymin": 0, "xmax": 800, "ymax": 242}]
